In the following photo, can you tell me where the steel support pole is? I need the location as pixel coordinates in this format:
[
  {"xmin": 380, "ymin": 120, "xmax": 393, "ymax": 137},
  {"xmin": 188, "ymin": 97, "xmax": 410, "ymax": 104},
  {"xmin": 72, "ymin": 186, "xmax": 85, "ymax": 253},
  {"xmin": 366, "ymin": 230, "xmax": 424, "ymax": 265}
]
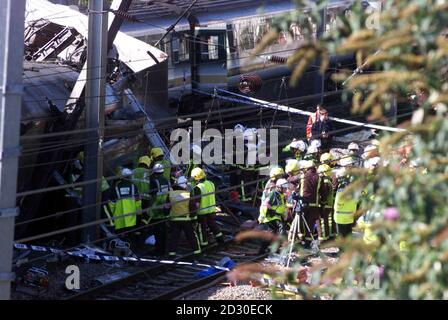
[
  {"xmin": 82, "ymin": 0, "xmax": 108, "ymax": 243},
  {"xmin": 315, "ymin": 6, "xmax": 327, "ymax": 106},
  {"xmin": 0, "ymin": 0, "xmax": 25, "ymax": 300}
]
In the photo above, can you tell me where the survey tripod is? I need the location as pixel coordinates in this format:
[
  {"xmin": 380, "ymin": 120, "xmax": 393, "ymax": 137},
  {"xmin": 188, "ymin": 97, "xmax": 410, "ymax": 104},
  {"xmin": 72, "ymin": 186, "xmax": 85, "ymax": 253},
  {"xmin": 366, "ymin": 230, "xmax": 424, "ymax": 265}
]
[{"xmin": 286, "ymin": 197, "xmax": 319, "ymax": 267}]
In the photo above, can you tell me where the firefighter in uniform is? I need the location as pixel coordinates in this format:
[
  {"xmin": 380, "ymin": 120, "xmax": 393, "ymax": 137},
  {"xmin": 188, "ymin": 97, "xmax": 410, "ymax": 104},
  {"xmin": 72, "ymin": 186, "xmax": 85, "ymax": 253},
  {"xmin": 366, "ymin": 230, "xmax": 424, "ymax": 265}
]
[
  {"xmin": 299, "ymin": 160, "xmax": 322, "ymax": 246},
  {"xmin": 190, "ymin": 167, "xmax": 223, "ymax": 246},
  {"xmin": 150, "ymin": 147, "xmax": 172, "ymax": 183},
  {"xmin": 320, "ymin": 152, "xmax": 334, "ymax": 168},
  {"xmin": 147, "ymin": 163, "xmax": 171, "ymax": 256},
  {"xmin": 167, "ymin": 176, "xmax": 201, "ymax": 257},
  {"xmin": 131, "ymin": 156, "xmax": 151, "ymax": 214},
  {"xmin": 103, "ymin": 168, "xmax": 141, "ymax": 232},
  {"xmin": 285, "ymin": 159, "xmax": 301, "ymax": 223},
  {"xmin": 258, "ymin": 178, "xmax": 289, "ymax": 253},
  {"xmin": 317, "ymin": 164, "xmax": 335, "ymax": 240}
]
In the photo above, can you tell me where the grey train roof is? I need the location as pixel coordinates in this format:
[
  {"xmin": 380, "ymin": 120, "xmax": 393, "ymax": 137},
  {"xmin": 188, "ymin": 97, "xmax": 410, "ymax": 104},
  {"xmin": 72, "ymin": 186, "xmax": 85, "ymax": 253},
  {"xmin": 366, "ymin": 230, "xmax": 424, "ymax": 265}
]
[
  {"xmin": 122, "ymin": 0, "xmax": 356, "ymax": 36},
  {"xmin": 22, "ymin": 61, "xmax": 79, "ymax": 122}
]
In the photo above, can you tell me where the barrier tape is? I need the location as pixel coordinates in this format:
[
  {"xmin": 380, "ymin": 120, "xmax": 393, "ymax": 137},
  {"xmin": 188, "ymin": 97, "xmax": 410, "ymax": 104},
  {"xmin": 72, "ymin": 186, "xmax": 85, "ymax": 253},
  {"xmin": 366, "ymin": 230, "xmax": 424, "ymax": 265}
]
[
  {"xmin": 13, "ymin": 243, "xmax": 231, "ymax": 272},
  {"xmin": 193, "ymin": 88, "xmax": 407, "ymax": 133}
]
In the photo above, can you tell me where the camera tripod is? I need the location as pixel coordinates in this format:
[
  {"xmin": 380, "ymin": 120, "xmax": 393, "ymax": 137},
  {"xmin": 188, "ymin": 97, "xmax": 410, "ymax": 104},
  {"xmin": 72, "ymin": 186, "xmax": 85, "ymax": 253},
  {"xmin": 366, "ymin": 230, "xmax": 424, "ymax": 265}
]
[{"xmin": 285, "ymin": 200, "xmax": 319, "ymax": 267}]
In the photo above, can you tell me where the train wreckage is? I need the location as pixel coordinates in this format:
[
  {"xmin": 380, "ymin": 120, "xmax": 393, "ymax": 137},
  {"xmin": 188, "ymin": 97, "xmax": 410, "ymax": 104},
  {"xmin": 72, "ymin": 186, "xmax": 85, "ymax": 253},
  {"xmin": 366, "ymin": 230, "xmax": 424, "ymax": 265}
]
[{"xmin": 17, "ymin": 0, "xmax": 169, "ymax": 240}]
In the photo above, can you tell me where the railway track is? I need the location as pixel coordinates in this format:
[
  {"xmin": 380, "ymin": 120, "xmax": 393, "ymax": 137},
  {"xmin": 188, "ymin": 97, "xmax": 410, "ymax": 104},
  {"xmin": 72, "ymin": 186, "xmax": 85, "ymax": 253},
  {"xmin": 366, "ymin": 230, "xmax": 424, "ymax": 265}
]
[
  {"xmin": 14, "ymin": 211, "xmax": 338, "ymax": 300},
  {"xmin": 66, "ymin": 237, "xmax": 267, "ymax": 300}
]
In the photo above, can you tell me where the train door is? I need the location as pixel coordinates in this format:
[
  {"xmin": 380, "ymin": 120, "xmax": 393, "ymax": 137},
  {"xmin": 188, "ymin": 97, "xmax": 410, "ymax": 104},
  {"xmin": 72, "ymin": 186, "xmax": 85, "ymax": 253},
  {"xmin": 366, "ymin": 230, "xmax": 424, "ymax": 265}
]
[{"xmin": 193, "ymin": 27, "xmax": 227, "ymax": 92}]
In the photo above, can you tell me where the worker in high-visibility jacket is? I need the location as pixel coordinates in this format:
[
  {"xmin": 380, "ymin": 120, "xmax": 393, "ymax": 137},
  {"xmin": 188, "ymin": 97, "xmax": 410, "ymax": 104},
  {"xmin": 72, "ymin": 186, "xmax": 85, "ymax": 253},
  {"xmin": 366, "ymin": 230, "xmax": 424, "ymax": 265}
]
[
  {"xmin": 167, "ymin": 176, "xmax": 201, "ymax": 257},
  {"xmin": 258, "ymin": 178, "xmax": 289, "ymax": 253},
  {"xmin": 132, "ymin": 156, "xmax": 151, "ymax": 214},
  {"xmin": 282, "ymin": 139, "xmax": 307, "ymax": 161},
  {"xmin": 261, "ymin": 167, "xmax": 285, "ymax": 201},
  {"xmin": 147, "ymin": 163, "xmax": 171, "ymax": 256},
  {"xmin": 258, "ymin": 166, "xmax": 285, "ymax": 217},
  {"xmin": 318, "ymin": 164, "xmax": 335, "ymax": 240},
  {"xmin": 306, "ymin": 104, "xmax": 321, "ymax": 140},
  {"xmin": 190, "ymin": 167, "xmax": 223, "ymax": 246},
  {"xmin": 150, "ymin": 147, "xmax": 171, "ymax": 183},
  {"xmin": 332, "ymin": 157, "xmax": 358, "ymax": 237},
  {"xmin": 285, "ymin": 160, "xmax": 301, "ymax": 193},
  {"xmin": 356, "ymin": 158, "xmax": 382, "ymax": 246},
  {"xmin": 103, "ymin": 168, "xmax": 141, "ymax": 231}
]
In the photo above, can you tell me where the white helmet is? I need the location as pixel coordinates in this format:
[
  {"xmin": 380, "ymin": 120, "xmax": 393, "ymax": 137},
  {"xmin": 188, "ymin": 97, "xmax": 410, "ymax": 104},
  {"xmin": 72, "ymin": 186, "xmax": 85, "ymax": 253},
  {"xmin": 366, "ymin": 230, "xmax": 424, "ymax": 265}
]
[
  {"xmin": 335, "ymin": 167, "xmax": 347, "ymax": 178},
  {"xmin": 121, "ymin": 168, "xmax": 132, "ymax": 177},
  {"xmin": 290, "ymin": 140, "xmax": 307, "ymax": 152},
  {"xmin": 298, "ymin": 160, "xmax": 308, "ymax": 169},
  {"xmin": 307, "ymin": 145, "xmax": 318, "ymax": 154},
  {"xmin": 409, "ymin": 158, "xmax": 421, "ymax": 168},
  {"xmin": 244, "ymin": 128, "xmax": 257, "ymax": 141},
  {"xmin": 234, "ymin": 124, "xmax": 245, "ymax": 134},
  {"xmin": 310, "ymin": 139, "xmax": 321, "ymax": 149},
  {"xmin": 176, "ymin": 176, "xmax": 188, "ymax": 189},
  {"xmin": 276, "ymin": 178, "xmax": 289, "ymax": 189},
  {"xmin": 364, "ymin": 156, "xmax": 381, "ymax": 169},
  {"xmin": 153, "ymin": 163, "xmax": 164, "ymax": 173},
  {"xmin": 348, "ymin": 142, "xmax": 359, "ymax": 151},
  {"xmin": 362, "ymin": 145, "xmax": 378, "ymax": 159},
  {"xmin": 364, "ymin": 145, "xmax": 377, "ymax": 153},
  {"xmin": 302, "ymin": 160, "xmax": 315, "ymax": 170}
]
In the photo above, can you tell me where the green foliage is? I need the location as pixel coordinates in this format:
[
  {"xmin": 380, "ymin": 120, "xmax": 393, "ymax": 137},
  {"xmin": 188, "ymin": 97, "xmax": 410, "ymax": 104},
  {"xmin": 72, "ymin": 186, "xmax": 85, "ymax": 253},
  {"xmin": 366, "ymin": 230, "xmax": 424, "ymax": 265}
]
[{"xmin": 255, "ymin": 0, "xmax": 448, "ymax": 299}]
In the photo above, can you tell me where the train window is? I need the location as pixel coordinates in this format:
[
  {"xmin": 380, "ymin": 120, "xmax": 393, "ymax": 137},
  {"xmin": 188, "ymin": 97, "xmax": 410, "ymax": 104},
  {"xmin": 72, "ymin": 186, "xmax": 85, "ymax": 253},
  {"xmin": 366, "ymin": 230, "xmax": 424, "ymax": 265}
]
[
  {"xmin": 171, "ymin": 36, "xmax": 179, "ymax": 64},
  {"xmin": 171, "ymin": 34, "xmax": 189, "ymax": 64},
  {"xmin": 199, "ymin": 35, "xmax": 222, "ymax": 61},
  {"xmin": 178, "ymin": 36, "xmax": 189, "ymax": 62},
  {"xmin": 238, "ymin": 23, "xmax": 255, "ymax": 51}
]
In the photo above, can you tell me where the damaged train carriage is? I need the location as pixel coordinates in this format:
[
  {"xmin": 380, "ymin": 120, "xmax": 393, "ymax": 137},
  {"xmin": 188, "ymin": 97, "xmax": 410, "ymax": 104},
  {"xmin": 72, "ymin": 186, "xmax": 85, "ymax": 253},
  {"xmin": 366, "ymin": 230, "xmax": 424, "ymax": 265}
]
[{"xmin": 16, "ymin": 0, "xmax": 169, "ymax": 242}]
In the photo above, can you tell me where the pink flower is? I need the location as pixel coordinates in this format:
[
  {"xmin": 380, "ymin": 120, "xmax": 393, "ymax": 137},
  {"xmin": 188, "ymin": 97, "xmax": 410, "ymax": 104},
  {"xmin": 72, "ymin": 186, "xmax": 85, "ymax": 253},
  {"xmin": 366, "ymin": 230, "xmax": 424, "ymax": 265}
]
[
  {"xmin": 384, "ymin": 207, "xmax": 400, "ymax": 221},
  {"xmin": 379, "ymin": 265, "xmax": 385, "ymax": 279}
]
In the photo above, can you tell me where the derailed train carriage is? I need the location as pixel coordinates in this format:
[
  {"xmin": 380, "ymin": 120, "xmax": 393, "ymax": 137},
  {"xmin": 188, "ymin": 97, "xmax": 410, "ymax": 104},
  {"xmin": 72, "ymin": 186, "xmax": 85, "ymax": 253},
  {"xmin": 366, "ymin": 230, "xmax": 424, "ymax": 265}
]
[
  {"xmin": 16, "ymin": 0, "xmax": 170, "ymax": 241},
  {"xmin": 123, "ymin": 0, "xmax": 413, "ymax": 132},
  {"xmin": 122, "ymin": 0, "xmax": 368, "ymax": 115},
  {"xmin": 18, "ymin": 60, "xmax": 154, "ymax": 241}
]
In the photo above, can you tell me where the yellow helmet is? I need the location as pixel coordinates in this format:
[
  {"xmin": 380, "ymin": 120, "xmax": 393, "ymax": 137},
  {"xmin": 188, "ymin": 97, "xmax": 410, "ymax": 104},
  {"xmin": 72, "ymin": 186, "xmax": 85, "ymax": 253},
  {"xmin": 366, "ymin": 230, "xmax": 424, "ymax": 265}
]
[
  {"xmin": 150, "ymin": 147, "xmax": 164, "ymax": 159},
  {"xmin": 269, "ymin": 167, "xmax": 284, "ymax": 179},
  {"xmin": 318, "ymin": 164, "xmax": 332, "ymax": 177},
  {"xmin": 285, "ymin": 159, "xmax": 300, "ymax": 174},
  {"xmin": 76, "ymin": 151, "xmax": 84, "ymax": 162},
  {"xmin": 191, "ymin": 167, "xmax": 206, "ymax": 181},
  {"xmin": 320, "ymin": 152, "xmax": 333, "ymax": 163},
  {"xmin": 138, "ymin": 156, "xmax": 151, "ymax": 167}
]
